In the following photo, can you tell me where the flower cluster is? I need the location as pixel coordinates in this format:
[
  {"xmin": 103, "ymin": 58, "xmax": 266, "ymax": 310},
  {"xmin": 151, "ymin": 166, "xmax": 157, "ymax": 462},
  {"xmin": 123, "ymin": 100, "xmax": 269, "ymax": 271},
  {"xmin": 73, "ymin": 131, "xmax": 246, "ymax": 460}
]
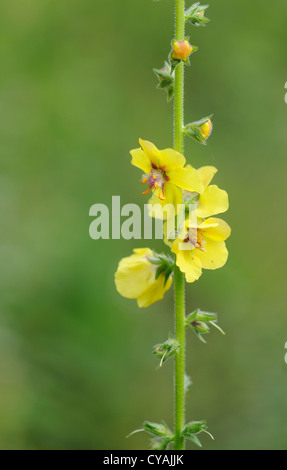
[
  {"xmin": 114, "ymin": 1, "xmax": 230, "ymax": 450},
  {"xmin": 115, "ymin": 142, "xmax": 230, "ymax": 306}
]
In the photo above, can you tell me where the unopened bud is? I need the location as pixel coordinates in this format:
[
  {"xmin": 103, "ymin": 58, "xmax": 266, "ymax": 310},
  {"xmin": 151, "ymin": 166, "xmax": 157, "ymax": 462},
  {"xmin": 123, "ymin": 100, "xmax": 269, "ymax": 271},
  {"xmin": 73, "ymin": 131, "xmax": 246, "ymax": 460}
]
[
  {"xmin": 184, "ymin": 116, "xmax": 213, "ymax": 145},
  {"xmin": 185, "ymin": 3, "xmax": 210, "ymax": 27},
  {"xmin": 185, "ymin": 309, "xmax": 225, "ymax": 343},
  {"xmin": 200, "ymin": 118, "xmax": 213, "ymax": 139},
  {"xmin": 153, "ymin": 335, "xmax": 180, "ymax": 367},
  {"xmin": 172, "ymin": 39, "xmax": 194, "ymax": 62},
  {"xmin": 153, "ymin": 62, "xmax": 175, "ymax": 102}
]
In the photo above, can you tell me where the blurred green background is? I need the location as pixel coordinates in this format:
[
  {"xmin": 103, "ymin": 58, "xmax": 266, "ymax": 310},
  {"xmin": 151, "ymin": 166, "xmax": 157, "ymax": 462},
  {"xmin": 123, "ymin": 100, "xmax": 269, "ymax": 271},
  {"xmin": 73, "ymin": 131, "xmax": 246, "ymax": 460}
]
[{"xmin": 0, "ymin": 0, "xmax": 287, "ymax": 450}]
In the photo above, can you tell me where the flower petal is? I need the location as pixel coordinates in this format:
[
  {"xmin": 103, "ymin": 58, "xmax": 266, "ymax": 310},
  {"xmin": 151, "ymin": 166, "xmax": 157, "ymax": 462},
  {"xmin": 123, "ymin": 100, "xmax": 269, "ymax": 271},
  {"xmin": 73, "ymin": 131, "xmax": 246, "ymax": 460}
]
[
  {"xmin": 137, "ymin": 275, "xmax": 173, "ymax": 308},
  {"xmin": 197, "ymin": 185, "xmax": 229, "ymax": 218},
  {"xmin": 194, "ymin": 239, "xmax": 229, "ymax": 270},
  {"xmin": 171, "ymin": 239, "xmax": 202, "ymax": 283},
  {"xmin": 148, "ymin": 182, "xmax": 183, "ymax": 219},
  {"xmin": 197, "ymin": 166, "xmax": 218, "ymax": 191},
  {"xmin": 158, "ymin": 148, "xmax": 186, "ymax": 170},
  {"xmin": 201, "ymin": 217, "xmax": 231, "ymax": 242},
  {"xmin": 130, "ymin": 148, "xmax": 151, "ymax": 173},
  {"xmin": 139, "ymin": 138, "xmax": 161, "ymax": 167},
  {"xmin": 168, "ymin": 166, "xmax": 204, "ymax": 193},
  {"xmin": 176, "ymin": 249, "xmax": 202, "ymax": 283},
  {"xmin": 115, "ymin": 249, "xmax": 154, "ymax": 298}
]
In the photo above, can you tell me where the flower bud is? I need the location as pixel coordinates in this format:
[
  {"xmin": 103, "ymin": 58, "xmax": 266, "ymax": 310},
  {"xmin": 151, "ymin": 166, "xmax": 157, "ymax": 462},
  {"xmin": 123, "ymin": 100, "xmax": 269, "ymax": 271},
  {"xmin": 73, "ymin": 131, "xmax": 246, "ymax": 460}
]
[
  {"xmin": 182, "ymin": 420, "xmax": 214, "ymax": 448},
  {"xmin": 172, "ymin": 39, "xmax": 194, "ymax": 62},
  {"xmin": 200, "ymin": 118, "xmax": 213, "ymax": 139},
  {"xmin": 185, "ymin": 3, "xmax": 210, "ymax": 27},
  {"xmin": 185, "ymin": 309, "xmax": 225, "ymax": 343},
  {"xmin": 184, "ymin": 116, "xmax": 213, "ymax": 145},
  {"xmin": 153, "ymin": 61, "xmax": 175, "ymax": 102},
  {"xmin": 153, "ymin": 335, "xmax": 180, "ymax": 367},
  {"xmin": 143, "ymin": 421, "xmax": 173, "ymax": 438}
]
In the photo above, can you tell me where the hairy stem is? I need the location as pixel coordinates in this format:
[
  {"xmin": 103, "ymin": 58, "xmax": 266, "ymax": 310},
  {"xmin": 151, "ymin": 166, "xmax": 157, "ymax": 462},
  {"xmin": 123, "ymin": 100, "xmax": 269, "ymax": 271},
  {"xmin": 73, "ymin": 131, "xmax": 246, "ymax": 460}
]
[
  {"xmin": 174, "ymin": 0, "xmax": 186, "ymax": 451},
  {"xmin": 174, "ymin": 266, "xmax": 186, "ymax": 450}
]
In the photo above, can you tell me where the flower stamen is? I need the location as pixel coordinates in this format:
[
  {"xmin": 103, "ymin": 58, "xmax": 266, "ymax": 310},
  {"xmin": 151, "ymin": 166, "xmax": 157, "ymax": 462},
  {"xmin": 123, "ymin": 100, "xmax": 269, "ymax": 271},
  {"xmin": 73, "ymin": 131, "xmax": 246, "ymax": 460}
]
[
  {"xmin": 141, "ymin": 167, "xmax": 167, "ymax": 199},
  {"xmin": 142, "ymin": 187, "xmax": 152, "ymax": 196}
]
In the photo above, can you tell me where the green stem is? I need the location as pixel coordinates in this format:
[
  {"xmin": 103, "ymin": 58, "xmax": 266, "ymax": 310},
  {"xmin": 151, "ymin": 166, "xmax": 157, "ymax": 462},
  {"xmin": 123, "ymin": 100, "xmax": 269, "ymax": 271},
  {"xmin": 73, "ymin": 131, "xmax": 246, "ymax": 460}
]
[
  {"xmin": 174, "ymin": 266, "xmax": 186, "ymax": 450},
  {"xmin": 174, "ymin": 0, "xmax": 186, "ymax": 451},
  {"xmin": 174, "ymin": 0, "xmax": 185, "ymax": 154}
]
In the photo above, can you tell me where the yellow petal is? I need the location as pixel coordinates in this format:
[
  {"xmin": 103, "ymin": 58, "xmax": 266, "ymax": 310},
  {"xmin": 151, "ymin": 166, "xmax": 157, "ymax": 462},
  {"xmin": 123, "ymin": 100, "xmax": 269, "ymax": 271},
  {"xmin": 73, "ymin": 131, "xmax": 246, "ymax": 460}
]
[
  {"xmin": 130, "ymin": 148, "xmax": 151, "ymax": 173},
  {"xmin": 197, "ymin": 166, "xmax": 218, "ymax": 191},
  {"xmin": 158, "ymin": 148, "xmax": 186, "ymax": 171},
  {"xmin": 139, "ymin": 138, "xmax": 161, "ymax": 167},
  {"xmin": 194, "ymin": 239, "xmax": 229, "ymax": 270},
  {"xmin": 201, "ymin": 217, "xmax": 231, "ymax": 242},
  {"xmin": 171, "ymin": 238, "xmax": 202, "ymax": 283},
  {"xmin": 148, "ymin": 182, "xmax": 183, "ymax": 219},
  {"xmin": 115, "ymin": 249, "xmax": 173, "ymax": 308},
  {"xmin": 137, "ymin": 275, "xmax": 173, "ymax": 308},
  {"xmin": 168, "ymin": 166, "xmax": 204, "ymax": 193},
  {"xmin": 133, "ymin": 248, "xmax": 153, "ymax": 257},
  {"xmin": 114, "ymin": 249, "xmax": 154, "ymax": 298},
  {"xmin": 197, "ymin": 185, "xmax": 229, "ymax": 218},
  {"xmin": 175, "ymin": 248, "xmax": 202, "ymax": 283}
]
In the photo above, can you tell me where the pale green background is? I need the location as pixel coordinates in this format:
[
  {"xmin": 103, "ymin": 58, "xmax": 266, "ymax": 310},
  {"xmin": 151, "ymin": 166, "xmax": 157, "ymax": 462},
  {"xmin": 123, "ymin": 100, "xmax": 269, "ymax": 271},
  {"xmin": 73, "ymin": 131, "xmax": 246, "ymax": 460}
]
[{"xmin": 0, "ymin": 0, "xmax": 287, "ymax": 450}]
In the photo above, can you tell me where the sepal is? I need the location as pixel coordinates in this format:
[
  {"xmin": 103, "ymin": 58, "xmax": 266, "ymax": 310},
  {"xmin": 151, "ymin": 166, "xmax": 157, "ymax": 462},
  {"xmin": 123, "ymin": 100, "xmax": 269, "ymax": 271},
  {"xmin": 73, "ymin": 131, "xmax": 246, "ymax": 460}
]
[
  {"xmin": 185, "ymin": 309, "xmax": 225, "ymax": 343},
  {"xmin": 185, "ymin": 3, "xmax": 210, "ymax": 27},
  {"xmin": 153, "ymin": 334, "xmax": 181, "ymax": 367},
  {"xmin": 170, "ymin": 39, "xmax": 198, "ymax": 69},
  {"xmin": 145, "ymin": 421, "xmax": 174, "ymax": 450},
  {"xmin": 143, "ymin": 420, "xmax": 173, "ymax": 438},
  {"xmin": 127, "ymin": 421, "xmax": 174, "ymax": 450},
  {"xmin": 184, "ymin": 116, "xmax": 213, "ymax": 144},
  {"xmin": 154, "ymin": 62, "xmax": 175, "ymax": 102},
  {"xmin": 182, "ymin": 420, "xmax": 214, "ymax": 448},
  {"xmin": 183, "ymin": 115, "xmax": 213, "ymax": 145},
  {"xmin": 148, "ymin": 252, "xmax": 175, "ymax": 286}
]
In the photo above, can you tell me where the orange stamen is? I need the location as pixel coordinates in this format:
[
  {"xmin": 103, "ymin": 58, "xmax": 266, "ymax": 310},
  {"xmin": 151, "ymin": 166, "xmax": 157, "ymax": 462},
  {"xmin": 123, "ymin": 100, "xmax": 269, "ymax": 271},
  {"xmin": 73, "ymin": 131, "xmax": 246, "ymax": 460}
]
[
  {"xmin": 153, "ymin": 175, "xmax": 157, "ymax": 180},
  {"xmin": 142, "ymin": 178, "xmax": 148, "ymax": 185},
  {"xmin": 142, "ymin": 188, "xmax": 152, "ymax": 196},
  {"xmin": 154, "ymin": 182, "xmax": 160, "ymax": 190},
  {"xmin": 158, "ymin": 192, "xmax": 166, "ymax": 201}
]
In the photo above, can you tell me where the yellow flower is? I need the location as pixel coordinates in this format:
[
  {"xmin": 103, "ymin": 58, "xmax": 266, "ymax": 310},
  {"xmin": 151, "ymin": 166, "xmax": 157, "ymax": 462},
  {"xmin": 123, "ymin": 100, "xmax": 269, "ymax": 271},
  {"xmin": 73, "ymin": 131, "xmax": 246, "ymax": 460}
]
[
  {"xmin": 115, "ymin": 248, "xmax": 173, "ymax": 308},
  {"xmin": 171, "ymin": 217, "xmax": 231, "ymax": 283},
  {"xmin": 130, "ymin": 139, "xmax": 203, "ymax": 214},
  {"xmin": 184, "ymin": 165, "xmax": 229, "ymax": 219},
  {"xmin": 148, "ymin": 163, "xmax": 228, "ymax": 221},
  {"xmin": 164, "ymin": 166, "xmax": 230, "ymax": 283}
]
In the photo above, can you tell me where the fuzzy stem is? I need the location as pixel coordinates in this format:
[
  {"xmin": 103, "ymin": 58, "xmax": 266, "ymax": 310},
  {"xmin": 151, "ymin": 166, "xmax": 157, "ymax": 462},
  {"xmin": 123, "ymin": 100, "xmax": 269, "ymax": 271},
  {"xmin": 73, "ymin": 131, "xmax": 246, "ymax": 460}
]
[
  {"xmin": 174, "ymin": 266, "xmax": 186, "ymax": 450},
  {"xmin": 174, "ymin": 0, "xmax": 185, "ymax": 153},
  {"xmin": 174, "ymin": 0, "xmax": 186, "ymax": 451}
]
